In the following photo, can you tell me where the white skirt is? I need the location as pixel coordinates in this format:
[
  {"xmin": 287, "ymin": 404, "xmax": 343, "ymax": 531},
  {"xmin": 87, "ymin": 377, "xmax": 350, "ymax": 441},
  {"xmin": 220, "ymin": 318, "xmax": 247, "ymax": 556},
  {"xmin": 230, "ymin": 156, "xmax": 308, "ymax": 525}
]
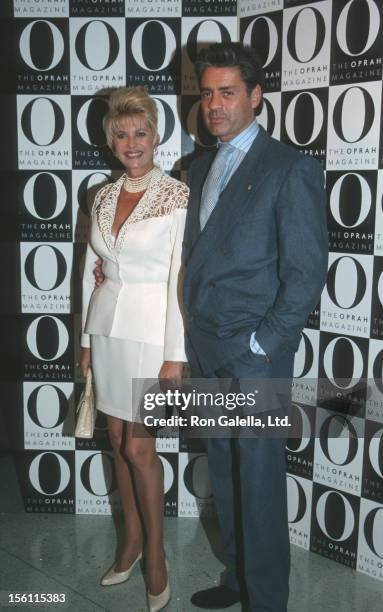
[{"xmin": 91, "ymin": 335, "xmax": 164, "ymax": 422}]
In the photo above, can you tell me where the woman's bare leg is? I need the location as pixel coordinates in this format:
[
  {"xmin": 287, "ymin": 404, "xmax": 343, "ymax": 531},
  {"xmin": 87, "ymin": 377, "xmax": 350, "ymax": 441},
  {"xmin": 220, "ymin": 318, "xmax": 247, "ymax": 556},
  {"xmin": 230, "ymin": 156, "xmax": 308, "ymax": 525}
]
[
  {"xmin": 107, "ymin": 415, "xmax": 143, "ymax": 572},
  {"xmin": 125, "ymin": 423, "xmax": 167, "ymax": 595}
]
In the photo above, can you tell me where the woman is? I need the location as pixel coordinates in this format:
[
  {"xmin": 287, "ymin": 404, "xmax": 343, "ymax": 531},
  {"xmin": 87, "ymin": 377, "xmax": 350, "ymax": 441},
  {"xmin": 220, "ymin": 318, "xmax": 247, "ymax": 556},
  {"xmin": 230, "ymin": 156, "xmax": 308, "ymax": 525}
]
[{"xmin": 80, "ymin": 87, "xmax": 188, "ymax": 612}]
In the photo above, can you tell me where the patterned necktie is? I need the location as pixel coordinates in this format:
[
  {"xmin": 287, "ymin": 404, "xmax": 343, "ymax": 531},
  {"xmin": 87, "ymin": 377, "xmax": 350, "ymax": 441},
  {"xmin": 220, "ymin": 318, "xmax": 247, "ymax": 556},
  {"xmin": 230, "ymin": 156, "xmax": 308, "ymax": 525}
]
[{"xmin": 199, "ymin": 143, "xmax": 232, "ymax": 230}]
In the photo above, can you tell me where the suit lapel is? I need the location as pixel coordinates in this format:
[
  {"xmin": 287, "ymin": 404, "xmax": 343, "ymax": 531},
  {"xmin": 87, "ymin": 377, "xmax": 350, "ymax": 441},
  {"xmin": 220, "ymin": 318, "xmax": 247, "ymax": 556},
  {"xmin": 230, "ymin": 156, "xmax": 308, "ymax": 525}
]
[
  {"xmin": 186, "ymin": 149, "xmax": 216, "ymax": 251},
  {"xmin": 96, "ymin": 174, "xmax": 124, "ymax": 253},
  {"xmin": 186, "ymin": 126, "xmax": 271, "ymax": 276}
]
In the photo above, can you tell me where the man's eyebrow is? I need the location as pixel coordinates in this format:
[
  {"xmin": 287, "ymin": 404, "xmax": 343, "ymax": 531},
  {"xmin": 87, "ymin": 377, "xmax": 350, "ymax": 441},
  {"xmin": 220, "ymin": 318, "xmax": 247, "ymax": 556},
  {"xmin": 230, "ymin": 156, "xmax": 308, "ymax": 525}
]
[{"xmin": 200, "ymin": 85, "xmax": 238, "ymax": 91}]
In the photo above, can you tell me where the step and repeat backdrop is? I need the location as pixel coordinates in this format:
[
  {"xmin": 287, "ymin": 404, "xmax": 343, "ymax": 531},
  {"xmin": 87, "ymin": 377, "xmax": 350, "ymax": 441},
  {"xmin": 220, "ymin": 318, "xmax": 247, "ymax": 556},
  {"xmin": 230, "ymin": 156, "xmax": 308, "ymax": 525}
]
[{"xmin": 4, "ymin": 0, "xmax": 383, "ymax": 583}]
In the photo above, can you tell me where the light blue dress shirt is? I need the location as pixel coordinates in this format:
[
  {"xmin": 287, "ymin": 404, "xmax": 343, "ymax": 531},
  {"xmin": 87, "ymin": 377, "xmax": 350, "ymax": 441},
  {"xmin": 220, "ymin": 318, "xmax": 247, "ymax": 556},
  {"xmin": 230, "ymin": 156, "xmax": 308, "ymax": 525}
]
[
  {"xmin": 218, "ymin": 119, "xmax": 259, "ymax": 189},
  {"xmin": 216, "ymin": 120, "xmax": 266, "ymax": 357}
]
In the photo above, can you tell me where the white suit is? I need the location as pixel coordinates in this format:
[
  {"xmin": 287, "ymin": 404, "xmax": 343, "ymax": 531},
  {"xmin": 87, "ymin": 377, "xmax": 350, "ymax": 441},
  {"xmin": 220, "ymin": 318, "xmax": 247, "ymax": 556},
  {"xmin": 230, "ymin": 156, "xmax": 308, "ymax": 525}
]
[{"xmin": 81, "ymin": 168, "xmax": 188, "ymax": 421}]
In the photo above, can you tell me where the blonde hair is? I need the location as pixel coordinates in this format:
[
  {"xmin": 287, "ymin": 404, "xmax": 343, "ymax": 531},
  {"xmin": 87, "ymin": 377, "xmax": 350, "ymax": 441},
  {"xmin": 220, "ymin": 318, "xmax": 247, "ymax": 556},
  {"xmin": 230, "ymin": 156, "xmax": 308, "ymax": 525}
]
[{"xmin": 103, "ymin": 87, "xmax": 159, "ymax": 150}]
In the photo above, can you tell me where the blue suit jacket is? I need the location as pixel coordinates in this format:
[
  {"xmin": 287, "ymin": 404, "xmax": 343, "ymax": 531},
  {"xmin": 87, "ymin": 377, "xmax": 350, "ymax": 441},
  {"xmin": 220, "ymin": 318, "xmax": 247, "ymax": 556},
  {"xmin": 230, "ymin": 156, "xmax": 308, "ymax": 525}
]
[{"xmin": 182, "ymin": 125, "xmax": 328, "ymax": 376}]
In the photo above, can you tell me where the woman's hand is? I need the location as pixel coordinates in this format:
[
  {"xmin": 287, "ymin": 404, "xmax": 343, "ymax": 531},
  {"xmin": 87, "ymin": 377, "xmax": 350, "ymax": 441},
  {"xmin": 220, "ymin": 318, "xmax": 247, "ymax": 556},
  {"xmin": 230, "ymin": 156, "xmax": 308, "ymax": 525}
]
[
  {"xmin": 158, "ymin": 361, "xmax": 183, "ymax": 389},
  {"xmin": 80, "ymin": 347, "xmax": 91, "ymax": 378},
  {"xmin": 94, "ymin": 257, "xmax": 105, "ymax": 288}
]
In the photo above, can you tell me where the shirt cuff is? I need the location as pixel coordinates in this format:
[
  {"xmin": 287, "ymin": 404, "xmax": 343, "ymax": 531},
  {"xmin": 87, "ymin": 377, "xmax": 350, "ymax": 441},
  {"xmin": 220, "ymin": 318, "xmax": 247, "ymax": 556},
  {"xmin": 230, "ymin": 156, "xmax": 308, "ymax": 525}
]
[{"xmin": 250, "ymin": 332, "xmax": 266, "ymax": 355}]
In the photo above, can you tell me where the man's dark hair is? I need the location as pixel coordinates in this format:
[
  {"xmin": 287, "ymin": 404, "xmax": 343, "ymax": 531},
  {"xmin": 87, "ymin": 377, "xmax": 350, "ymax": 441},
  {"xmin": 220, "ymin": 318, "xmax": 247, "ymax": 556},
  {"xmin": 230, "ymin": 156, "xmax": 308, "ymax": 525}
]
[{"xmin": 195, "ymin": 42, "xmax": 265, "ymax": 112}]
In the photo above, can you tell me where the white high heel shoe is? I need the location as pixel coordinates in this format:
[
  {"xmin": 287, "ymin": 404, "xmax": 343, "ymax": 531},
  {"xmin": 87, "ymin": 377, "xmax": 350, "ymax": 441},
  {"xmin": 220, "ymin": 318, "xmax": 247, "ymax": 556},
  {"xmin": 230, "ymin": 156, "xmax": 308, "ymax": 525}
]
[
  {"xmin": 147, "ymin": 560, "xmax": 170, "ymax": 612},
  {"xmin": 100, "ymin": 551, "xmax": 142, "ymax": 586}
]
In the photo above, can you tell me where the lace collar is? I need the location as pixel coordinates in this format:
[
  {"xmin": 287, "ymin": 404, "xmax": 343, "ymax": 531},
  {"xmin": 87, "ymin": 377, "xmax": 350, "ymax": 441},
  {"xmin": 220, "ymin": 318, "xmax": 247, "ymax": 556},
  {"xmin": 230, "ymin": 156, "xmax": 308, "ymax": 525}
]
[{"xmin": 96, "ymin": 166, "xmax": 163, "ymax": 253}]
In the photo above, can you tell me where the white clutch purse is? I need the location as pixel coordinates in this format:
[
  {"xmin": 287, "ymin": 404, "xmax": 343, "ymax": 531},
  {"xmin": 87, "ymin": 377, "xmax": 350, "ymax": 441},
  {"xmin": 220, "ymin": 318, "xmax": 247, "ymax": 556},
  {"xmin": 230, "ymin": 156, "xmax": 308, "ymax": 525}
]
[{"xmin": 75, "ymin": 368, "xmax": 95, "ymax": 438}]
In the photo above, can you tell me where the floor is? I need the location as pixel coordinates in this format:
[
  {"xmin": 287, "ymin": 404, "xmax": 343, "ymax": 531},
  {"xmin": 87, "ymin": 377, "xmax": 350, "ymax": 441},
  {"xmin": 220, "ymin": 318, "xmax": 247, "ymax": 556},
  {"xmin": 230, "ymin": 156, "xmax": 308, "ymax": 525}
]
[{"xmin": 0, "ymin": 452, "xmax": 382, "ymax": 612}]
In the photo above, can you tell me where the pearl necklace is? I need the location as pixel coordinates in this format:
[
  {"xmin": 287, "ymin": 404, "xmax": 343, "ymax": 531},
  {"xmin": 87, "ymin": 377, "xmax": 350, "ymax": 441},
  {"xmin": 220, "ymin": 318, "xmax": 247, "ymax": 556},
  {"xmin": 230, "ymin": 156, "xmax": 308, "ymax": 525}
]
[{"xmin": 123, "ymin": 167, "xmax": 156, "ymax": 193}]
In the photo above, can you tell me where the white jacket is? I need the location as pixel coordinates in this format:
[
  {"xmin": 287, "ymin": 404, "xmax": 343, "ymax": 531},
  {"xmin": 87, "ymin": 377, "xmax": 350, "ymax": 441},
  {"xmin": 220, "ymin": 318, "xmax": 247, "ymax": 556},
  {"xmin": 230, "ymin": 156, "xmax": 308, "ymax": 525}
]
[{"xmin": 81, "ymin": 168, "xmax": 189, "ymax": 362}]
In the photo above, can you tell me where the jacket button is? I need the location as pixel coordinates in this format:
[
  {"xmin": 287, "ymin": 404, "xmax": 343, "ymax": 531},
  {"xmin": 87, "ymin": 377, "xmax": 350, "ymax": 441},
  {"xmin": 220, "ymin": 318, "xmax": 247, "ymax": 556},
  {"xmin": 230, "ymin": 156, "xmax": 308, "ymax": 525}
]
[
  {"xmin": 189, "ymin": 314, "xmax": 194, "ymax": 322},
  {"xmin": 208, "ymin": 281, "xmax": 216, "ymax": 288}
]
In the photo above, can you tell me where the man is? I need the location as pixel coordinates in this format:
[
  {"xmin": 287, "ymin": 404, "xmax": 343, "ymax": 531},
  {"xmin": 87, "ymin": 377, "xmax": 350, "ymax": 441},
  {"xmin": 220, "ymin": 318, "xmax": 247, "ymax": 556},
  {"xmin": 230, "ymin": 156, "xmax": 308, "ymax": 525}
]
[{"xmin": 182, "ymin": 43, "xmax": 328, "ymax": 611}]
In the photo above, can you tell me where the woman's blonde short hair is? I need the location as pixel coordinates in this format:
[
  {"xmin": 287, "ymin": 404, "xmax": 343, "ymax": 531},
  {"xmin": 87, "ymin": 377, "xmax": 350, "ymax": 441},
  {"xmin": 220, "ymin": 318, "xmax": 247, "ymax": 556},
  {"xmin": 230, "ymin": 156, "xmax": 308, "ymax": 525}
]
[{"xmin": 103, "ymin": 86, "xmax": 159, "ymax": 150}]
